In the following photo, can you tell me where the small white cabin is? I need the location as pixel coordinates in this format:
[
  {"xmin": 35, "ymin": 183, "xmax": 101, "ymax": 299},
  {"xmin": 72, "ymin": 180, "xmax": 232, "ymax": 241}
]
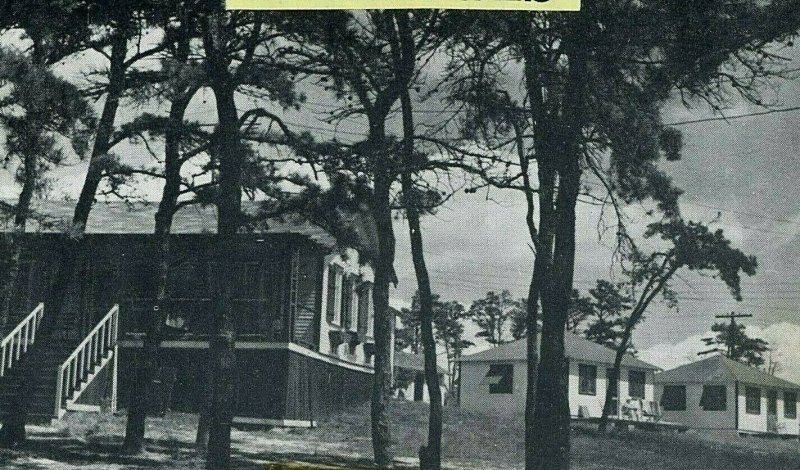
[
  {"xmin": 655, "ymin": 354, "xmax": 800, "ymax": 436},
  {"xmin": 456, "ymin": 334, "xmax": 660, "ymax": 419}
]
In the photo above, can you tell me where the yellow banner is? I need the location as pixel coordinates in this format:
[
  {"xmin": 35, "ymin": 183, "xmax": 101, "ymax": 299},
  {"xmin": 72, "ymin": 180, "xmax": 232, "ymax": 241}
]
[{"xmin": 227, "ymin": 0, "xmax": 580, "ymax": 10}]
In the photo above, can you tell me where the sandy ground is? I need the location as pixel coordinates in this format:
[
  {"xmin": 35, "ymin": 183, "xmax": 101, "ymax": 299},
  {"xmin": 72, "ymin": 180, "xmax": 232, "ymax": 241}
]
[{"xmin": 0, "ymin": 401, "xmax": 799, "ymax": 469}]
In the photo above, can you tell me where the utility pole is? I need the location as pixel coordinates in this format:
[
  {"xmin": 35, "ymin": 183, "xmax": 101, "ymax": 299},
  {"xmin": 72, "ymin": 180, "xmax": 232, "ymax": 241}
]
[{"xmin": 715, "ymin": 311, "xmax": 753, "ymax": 358}]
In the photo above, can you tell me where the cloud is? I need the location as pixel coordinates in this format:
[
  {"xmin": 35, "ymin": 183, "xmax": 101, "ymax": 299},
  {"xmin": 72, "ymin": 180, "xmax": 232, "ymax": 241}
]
[
  {"xmin": 637, "ymin": 332, "xmax": 712, "ymax": 372},
  {"xmin": 638, "ymin": 322, "xmax": 800, "ymax": 385},
  {"xmin": 745, "ymin": 322, "xmax": 800, "ymax": 384}
]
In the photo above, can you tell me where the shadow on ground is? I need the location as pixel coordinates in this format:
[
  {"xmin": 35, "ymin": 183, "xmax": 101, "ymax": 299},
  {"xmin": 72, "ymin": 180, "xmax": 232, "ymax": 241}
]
[{"xmin": 0, "ymin": 433, "xmax": 414, "ymax": 469}]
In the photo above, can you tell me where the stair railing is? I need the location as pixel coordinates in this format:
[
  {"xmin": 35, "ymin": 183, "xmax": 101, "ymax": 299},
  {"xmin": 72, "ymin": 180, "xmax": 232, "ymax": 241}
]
[
  {"xmin": 54, "ymin": 304, "xmax": 119, "ymax": 418},
  {"xmin": 0, "ymin": 303, "xmax": 44, "ymax": 377}
]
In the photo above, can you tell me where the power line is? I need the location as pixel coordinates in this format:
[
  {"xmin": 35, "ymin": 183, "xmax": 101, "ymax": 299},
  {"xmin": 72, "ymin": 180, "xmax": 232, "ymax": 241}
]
[
  {"xmin": 665, "ymin": 106, "xmax": 800, "ymax": 126},
  {"xmin": 279, "ymin": 98, "xmax": 800, "ymax": 125},
  {"xmin": 681, "ymin": 200, "xmax": 800, "ymax": 227}
]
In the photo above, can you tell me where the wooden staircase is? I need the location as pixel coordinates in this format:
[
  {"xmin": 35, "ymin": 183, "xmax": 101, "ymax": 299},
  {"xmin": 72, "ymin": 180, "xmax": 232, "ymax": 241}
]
[{"xmin": 0, "ymin": 304, "xmax": 119, "ymax": 424}]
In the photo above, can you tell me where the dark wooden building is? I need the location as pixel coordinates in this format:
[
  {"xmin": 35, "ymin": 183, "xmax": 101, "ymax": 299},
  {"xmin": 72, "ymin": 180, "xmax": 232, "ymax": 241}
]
[{"xmin": 0, "ymin": 201, "xmax": 376, "ymax": 426}]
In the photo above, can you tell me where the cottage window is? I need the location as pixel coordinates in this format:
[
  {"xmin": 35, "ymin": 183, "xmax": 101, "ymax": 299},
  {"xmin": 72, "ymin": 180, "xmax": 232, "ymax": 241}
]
[
  {"xmin": 660, "ymin": 385, "xmax": 686, "ymax": 411},
  {"xmin": 784, "ymin": 391, "xmax": 797, "ymax": 419},
  {"xmin": 578, "ymin": 364, "xmax": 597, "ymax": 396},
  {"xmin": 341, "ymin": 276, "xmax": 354, "ymax": 330},
  {"xmin": 745, "ymin": 386, "xmax": 761, "ymax": 414},
  {"xmin": 325, "ymin": 267, "xmax": 338, "ymax": 323},
  {"xmin": 357, "ymin": 283, "xmax": 371, "ymax": 334},
  {"xmin": 486, "ymin": 364, "xmax": 513, "ymax": 394},
  {"xmin": 628, "ymin": 370, "xmax": 646, "ymax": 399},
  {"xmin": 700, "ymin": 385, "xmax": 727, "ymax": 411}
]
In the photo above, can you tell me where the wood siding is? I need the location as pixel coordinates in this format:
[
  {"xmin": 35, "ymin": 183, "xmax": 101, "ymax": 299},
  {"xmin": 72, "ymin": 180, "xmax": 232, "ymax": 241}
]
[
  {"xmin": 8, "ymin": 233, "xmax": 323, "ymax": 343},
  {"xmin": 285, "ymin": 349, "xmax": 373, "ymax": 421},
  {"xmin": 117, "ymin": 345, "xmax": 372, "ymax": 421},
  {"xmin": 291, "ymin": 246, "xmax": 325, "ymax": 349}
]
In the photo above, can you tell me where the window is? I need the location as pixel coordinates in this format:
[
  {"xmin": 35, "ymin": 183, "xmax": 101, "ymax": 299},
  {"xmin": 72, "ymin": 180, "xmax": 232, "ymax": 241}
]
[
  {"xmin": 341, "ymin": 276, "xmax": 353, "ymax": 329},
  {"xmin": 661, "ymin": 385, "xmax": 687, "ymax": 411},
  {"xmin": 325, "ymin": 267, "xmax": 338, "ymax": 323},
  {"xmin": 784, "ymin": 392, "xmax": 797, "ymax": 419},
  {"xmin": 700, "ymin": 385, "xmax": 727, "ymax": 411},
  {"xmin": 486, "ymin": 364, "xmax": 514, "ymax": 394},
  {"xmin": 578, "ymin": 364, "xmax": 597, "ymax": 396},
  {"xmin": 357, "ymin": 283, "xmax": 371, "ymax": 334},
  {"xmin": 745, "ymin": 386, "xmax": 761, "ymax": 415},
  {"xmin": 628, "ymin": 370, "xmax": 646, "ymax": 399}
]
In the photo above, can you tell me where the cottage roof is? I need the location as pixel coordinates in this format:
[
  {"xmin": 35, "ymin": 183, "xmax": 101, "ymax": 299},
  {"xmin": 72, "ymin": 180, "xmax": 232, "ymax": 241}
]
[
  {"xmin": 654, "ymin": 354, "xmax": 800, "ymax": 390},
  {"xmin": 1, "ymin": 200, "xmax": 338, "ymax": 248},
  {"xmin": 456, "ymin": 333, "xmax": 660, "ymax": 371},
  {"xmin": 394, "ymin": 351, "xmax": 448, "ymax": 375}
]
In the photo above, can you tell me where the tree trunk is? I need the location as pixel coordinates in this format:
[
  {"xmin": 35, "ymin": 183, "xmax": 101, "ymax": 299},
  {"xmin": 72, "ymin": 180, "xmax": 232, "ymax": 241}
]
[
  {"xmin": 391, "ymin": 19, "xmax": 442, "ymax": 465},
  {"xmin": 72, "ymin": 21, "xmax": 127, "ymax": 233},
  {"xmin": 598, "ymin": 350, "xmax": 624, "ymax": 432},
  {"xmin": 122, "ymin": 65, "xmax": 196, "ymax": 453},
  {"xmin": 400, "ymin": 87, "xmax": 442, "ymax": 469},
  {"xmin": 598, "ymin": 267, "xmax": 676, "ymax": 432},
  {"xmin": 0, "ymin": 152, "xmax": 37, "ymax": 445},
  {"xmin": 195, "ymin": 359, "xmax": 213, "ymax": 450},
  {"xmin": 0, "ymin": 151, "xmax": 36, "ymax": 329},
  {"xmin": 0, "ymin": 20, "xmax": 128, "ymax": 443},
  {"xmin": 529, "ymin": 11, "xmax": 591, "ymax": 468},
  {"xmin": 532, "ymin": 162, "xmax": 580, "ymax": 469},
  {"xmin": 0, "ymin": 236, "xmax": 81, "ymax": 446},
  {"xmin": 204, "ymin": 12, "xmax": 241, "ymax": 469},
  {"xmin": 371, "ymin": 163, "xmax": 395, "ymax": 468},
  {"xmin": 406, "ymin": 198, "xmax": 443, "ymax": 469}
]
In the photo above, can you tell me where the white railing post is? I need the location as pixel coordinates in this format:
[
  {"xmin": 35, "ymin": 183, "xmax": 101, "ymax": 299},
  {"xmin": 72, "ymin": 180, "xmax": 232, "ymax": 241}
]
[
  {"xmin": 54, "ymin": 366, "xmax": 64, "ymax": 418},
  {"xmin": 111, "ymin": 341, "xmax": 119, "ymax": 413},
  {"xmin": 113, "ymin": 305, "xmax": 119, "ymax": 343},
  {"xmin": 22, "ymin": 323, "xmax": 28, "ymax": 353}
]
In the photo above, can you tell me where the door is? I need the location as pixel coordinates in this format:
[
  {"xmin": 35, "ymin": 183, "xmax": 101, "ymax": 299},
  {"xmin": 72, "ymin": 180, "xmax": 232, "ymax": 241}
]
[
  {"xmin": 606, "ymin": 368, "xmax": 619, "ymax": 417},
  {"xmin": 767, "ymin": 389, "xmax": 778, "ymax": 433}
]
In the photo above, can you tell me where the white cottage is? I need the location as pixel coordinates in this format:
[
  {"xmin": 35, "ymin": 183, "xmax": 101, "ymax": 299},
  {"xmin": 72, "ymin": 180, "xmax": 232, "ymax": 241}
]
[
  {"xmin": 457, "ymin": 334, "xmax": 660, "ymax": 419},
  {"xmin": 655, "ymin": 354, "xmax": 800, "ymax": 436}
]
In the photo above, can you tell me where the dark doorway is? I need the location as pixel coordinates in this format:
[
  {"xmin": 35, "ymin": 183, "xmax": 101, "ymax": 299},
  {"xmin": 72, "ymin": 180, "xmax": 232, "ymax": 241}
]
[{"xmin": 767, "ymin": 389, "xmax": 778, "ymax": 433}]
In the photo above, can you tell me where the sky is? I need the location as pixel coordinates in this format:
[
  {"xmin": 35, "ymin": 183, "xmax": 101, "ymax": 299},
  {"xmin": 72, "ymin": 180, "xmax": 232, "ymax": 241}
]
[{"xmin": 1, "ymin": 25, "xmax": 799, "ymax": 383}]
